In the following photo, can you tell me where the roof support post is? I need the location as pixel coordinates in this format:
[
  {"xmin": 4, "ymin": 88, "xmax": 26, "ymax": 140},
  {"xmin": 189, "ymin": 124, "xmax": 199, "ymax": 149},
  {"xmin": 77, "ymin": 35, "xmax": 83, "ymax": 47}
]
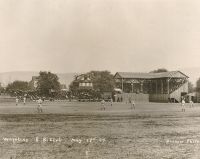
[
  {"xmin": 167, "ymin": 78, "xmax": 170, "ymax": 94},
  {"xmin": 140, "ymin": 80, "xmax": 144, "ymax": 93},
  {"xmin": 121, "ymin": 78, "xmax": 124, "ymax": 92},
  {"xmin": 131, "ymin": 81, "xmax": 134, "ymax": 93},
  {"xmin": 140, "ymin": 82, "xmax": 143, "ymax": 93},
  {"xmin": 161, "ymin": 79, "xmax": 163, "ymax": 94},
  {"xmin": 156, "ymin": 80, "xmax": 158, "ymax": 94},
  {"xmin": 150, "ymin": 80, "xmax": 153, "ymax": 94}
]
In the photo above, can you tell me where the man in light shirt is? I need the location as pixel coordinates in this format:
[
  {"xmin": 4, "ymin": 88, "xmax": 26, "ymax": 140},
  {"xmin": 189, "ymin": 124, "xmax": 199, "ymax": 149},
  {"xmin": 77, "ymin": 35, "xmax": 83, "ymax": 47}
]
[
  {"xmin": 131, "ymin": 99, "xmax": 135, "ymax": 110},
  {"xmin": 181, "ymin": 98, "xmax": 186, "ymax": 112},
  {"xmin": 37, "ymin": 98, "xmax": 43, "ymax": 113},
  {"xmin": 16, "ymin": 97, "xmax": 19, "ymax": 106}
]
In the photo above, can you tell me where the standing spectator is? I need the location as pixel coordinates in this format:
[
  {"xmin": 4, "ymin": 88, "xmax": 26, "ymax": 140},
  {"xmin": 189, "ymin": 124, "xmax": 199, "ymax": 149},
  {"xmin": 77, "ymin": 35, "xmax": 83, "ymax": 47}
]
[
  {"xmin": 181, "ymin": 98, "xmax": 186, "ymax": 112},
  {"xmin": 101, "ymin": 99, "xmax": 106, "ymax": 111},
  {"xmin": 23, "ymin": 97, "xmax": 26, "ymax": 105}
]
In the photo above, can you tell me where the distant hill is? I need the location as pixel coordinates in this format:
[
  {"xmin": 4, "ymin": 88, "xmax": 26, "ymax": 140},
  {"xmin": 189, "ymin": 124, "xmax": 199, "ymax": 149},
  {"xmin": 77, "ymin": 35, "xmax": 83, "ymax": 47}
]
[
  {"xmin": 0, "ymin": 71, "xmax": 77, "ymax": 88},
  {"xmin": 57, "ymin": 73, "xmax": 77, "ymax": 88},
  {"xmin": 0, "ymin": 71, "xmax": 39, "ymax": 87}
]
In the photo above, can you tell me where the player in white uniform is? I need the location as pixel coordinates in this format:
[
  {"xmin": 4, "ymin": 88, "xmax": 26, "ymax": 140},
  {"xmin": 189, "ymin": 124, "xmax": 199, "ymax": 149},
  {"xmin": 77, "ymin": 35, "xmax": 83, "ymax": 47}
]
[
  {"xmin": 189, "ymin": 100, "xmax": 194, "ymax": 108},
  {"xmin": 16, "ymin": 97, "xmax": 19, "ymax": 106},
  {"xmin": 23, "ymin": 97, "xmax": 26, "ymax": 105},
  {"xmin": 181, "ymin": 98, "xmax": 186, "ymax": 112},
  {"xmin": 131, "ymin": 99, "xmax": 135, "ymax": 110},
  {"xmin": 110, "ymin": 98, "xmax": 113, "ymax": 106},
  {"xmin": 37, "ymin": 98, "xmax": 43, "ymax": 113}
]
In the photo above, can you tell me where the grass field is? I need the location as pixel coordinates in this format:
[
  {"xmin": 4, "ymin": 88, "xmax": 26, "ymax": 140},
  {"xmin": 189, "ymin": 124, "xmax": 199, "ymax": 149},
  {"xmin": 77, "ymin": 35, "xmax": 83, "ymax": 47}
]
[{"xmin": 1, "ymin": 101, "xmax": 200, "ymax": 159}]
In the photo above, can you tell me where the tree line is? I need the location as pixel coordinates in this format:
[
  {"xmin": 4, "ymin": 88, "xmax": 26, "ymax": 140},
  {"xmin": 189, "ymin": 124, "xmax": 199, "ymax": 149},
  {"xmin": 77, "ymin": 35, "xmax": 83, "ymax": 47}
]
[
  {"xmin": 4, "ymin": 71, "xmax": 61, "ymax": 99},
  {"xmin": 1, "ymin": 69, "xmax": 200, "ymax": 99}
]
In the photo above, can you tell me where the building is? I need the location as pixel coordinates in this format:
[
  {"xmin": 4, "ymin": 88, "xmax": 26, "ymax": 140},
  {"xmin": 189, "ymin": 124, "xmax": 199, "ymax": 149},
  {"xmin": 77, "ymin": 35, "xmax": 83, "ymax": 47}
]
[
  {"xmin": 73, "ymin": 74, "xmax": 93, "ymax": 89},
  {"xmin": 29, "ymin": 76, "xmax": 39, "ymax": 90},
  {"xmin": 114, "ymin": 71, "xmax": 189, "ymax": 102},
  {"xmin": 196, "ymin": 92, "xmax": 200, "ymax": 103},
  {"xmin": 60, "ymin": 84, "xmax": 67, "ymax": 90}
]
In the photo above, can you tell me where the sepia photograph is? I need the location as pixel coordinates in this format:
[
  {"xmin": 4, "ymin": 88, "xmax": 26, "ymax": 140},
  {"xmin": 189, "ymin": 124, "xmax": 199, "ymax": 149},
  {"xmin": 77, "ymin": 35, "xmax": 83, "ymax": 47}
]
[{"xmin": 1, "ymin": 0, "xmax": 200, "ymax": 158}]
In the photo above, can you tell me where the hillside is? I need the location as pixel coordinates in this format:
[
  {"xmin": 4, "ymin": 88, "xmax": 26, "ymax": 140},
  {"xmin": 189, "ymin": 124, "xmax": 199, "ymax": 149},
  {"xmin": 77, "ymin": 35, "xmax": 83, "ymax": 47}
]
[{"xmin": 0, "ymin": 68, "xmax": 199, "ymax": 88}]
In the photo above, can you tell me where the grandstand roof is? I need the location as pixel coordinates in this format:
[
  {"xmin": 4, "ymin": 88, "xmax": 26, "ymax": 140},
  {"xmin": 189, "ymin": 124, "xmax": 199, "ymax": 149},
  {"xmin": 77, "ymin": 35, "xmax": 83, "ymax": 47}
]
[{"xmin": 114, "ymin": 71, "xmax": 189, "ymax": 79}]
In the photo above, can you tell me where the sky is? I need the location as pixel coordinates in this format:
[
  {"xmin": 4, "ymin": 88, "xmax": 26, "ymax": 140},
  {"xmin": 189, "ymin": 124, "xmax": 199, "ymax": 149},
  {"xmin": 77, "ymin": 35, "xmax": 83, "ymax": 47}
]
[{"xmin": 0, "ymin": 0, "xmax": 200, "ymax": 73}]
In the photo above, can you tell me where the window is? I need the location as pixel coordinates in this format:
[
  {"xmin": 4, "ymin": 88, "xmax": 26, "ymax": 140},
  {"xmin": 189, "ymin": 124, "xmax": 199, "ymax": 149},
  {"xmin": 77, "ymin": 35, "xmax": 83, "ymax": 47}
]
[{"xmin": 79, "ymin": 83, "xmax": 86, "ymax": 86}]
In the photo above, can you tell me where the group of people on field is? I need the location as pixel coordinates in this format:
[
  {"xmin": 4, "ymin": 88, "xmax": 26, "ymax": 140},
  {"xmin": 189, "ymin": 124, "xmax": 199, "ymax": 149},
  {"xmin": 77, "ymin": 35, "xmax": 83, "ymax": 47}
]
[
  {"xmin": 15, "ymin": 96, "xmax": 26, "ymax": 106},
  {"xmin": 15, "ymin": 95, "xmax": 195, "ymax": 113},
  {"xmin": 100, "ymin": 98, "xmax": 135, "ymax": 111},
  {"xmin": 181, "ymin": 97, "xmax": 194, "ymax": 112},
  {"xmin": 15, "ymin": 96, "xmax": 43, "ymax": 113},
  {"xmin": 100, "ymin": 97, "xmax": 195, "ymax": 112}
]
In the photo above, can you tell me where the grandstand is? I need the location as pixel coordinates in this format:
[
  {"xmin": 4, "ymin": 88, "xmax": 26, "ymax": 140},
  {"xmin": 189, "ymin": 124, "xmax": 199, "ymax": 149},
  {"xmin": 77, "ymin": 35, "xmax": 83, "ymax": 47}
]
[{"xmin": 114, "ymin": 71, "xmax": 189, "ymax": 103}]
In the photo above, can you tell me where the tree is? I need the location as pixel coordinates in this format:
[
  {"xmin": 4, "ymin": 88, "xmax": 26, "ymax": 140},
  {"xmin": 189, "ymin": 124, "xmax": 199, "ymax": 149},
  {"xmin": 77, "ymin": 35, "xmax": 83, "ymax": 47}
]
[
  {"xmin": 188, "ymin": 81, "xmax": 194, "ymax": 93},
  {"xmin": 0, "ymin": 83, "xmax": 4, "ymax": 94},
  {"xmin": 196, "ymin": 78, "xmax": 200, "ymax": 93},
  {"xmin": 6, "ymin": 80, "xmax": 30, "ymax": 96},
  {"xmin": 90, "ymin": 71, "xmax": 115, "ymax": 93},
  {"xmin": 37, "ymin": 71, "xmax": 61, "ymax": 97},
  {"xmin": 150, "ymin": 68, "xmax": 168, "ymax": 73},
  {"xmin": 6, "ymin": 81, "xmax": 30, "ymax": 92}
]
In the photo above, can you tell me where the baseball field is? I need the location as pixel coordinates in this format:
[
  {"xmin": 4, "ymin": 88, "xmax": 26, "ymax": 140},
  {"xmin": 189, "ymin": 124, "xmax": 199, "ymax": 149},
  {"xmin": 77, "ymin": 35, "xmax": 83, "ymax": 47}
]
[{"xmin": 0, "ymin": 101, "xmax": 200, "ymax": 159}]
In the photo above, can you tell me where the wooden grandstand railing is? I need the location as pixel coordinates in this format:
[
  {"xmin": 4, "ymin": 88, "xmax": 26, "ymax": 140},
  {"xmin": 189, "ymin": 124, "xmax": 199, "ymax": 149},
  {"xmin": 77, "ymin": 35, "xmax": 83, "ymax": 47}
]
[{"xmin": 169, "ymin": 81, "xmax": 188, "ymax": 102}]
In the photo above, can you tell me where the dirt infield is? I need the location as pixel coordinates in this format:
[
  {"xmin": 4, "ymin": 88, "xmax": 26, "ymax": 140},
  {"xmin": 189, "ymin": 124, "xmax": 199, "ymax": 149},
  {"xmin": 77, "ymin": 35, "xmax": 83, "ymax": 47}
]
[{"xmin": 1, "ymin": 101, "xmax": 200, "ymax": 159}]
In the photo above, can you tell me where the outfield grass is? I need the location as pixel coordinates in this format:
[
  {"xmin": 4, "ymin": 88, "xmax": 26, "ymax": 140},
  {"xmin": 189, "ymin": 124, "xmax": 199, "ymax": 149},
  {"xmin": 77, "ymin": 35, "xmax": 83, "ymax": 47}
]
[{"xmin": 0, "ymin": 101, "xmax": 200, "ymax": 159}]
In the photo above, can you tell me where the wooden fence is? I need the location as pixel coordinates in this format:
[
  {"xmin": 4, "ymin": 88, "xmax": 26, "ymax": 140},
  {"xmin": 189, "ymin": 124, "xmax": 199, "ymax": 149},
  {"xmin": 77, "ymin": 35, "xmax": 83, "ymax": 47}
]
[
  {"xmin": 115, "ymin": 93, "xmax": 149, "ymax": 102},
  {"xmin": 149, "ymin": 94, "xmax": 169, "ymax": 102}
]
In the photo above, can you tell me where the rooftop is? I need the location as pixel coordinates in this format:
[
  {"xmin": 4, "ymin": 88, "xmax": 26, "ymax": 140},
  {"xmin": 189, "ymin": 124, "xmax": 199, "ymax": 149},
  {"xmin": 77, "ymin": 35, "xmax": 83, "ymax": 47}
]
[{"xmin": 115, "ymin": 71, "xmax": 189, "ymax": 79}]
